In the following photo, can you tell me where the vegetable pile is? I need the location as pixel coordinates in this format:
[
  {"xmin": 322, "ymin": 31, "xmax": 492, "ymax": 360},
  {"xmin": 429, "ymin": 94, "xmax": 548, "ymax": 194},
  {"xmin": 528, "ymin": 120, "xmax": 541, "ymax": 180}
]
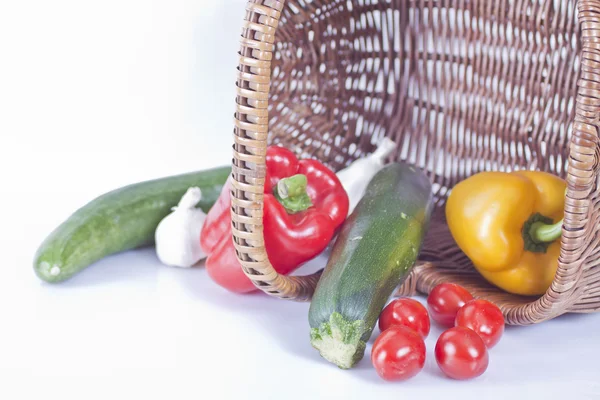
[{"xmin": 34, "ymin": 137, "xmax": 569, "ymax": 382}]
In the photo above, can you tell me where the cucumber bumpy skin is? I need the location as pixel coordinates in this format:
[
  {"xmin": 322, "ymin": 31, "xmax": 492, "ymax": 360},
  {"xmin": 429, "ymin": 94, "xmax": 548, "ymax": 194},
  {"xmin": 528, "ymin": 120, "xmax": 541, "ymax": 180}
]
[
  {"xmin": 309, "ymin": 163, "xmax": 433, "ymax": 369},
  {"xmin": 34, "ymin": 166, "xmax": 230, "ymax": 283}
]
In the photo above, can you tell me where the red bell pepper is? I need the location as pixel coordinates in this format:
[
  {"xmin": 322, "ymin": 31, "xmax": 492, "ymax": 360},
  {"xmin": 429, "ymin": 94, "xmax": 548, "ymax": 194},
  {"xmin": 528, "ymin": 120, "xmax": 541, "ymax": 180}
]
[{"xmin": 200, "ymin": 146, "xmax": 349, "ymax": 293}]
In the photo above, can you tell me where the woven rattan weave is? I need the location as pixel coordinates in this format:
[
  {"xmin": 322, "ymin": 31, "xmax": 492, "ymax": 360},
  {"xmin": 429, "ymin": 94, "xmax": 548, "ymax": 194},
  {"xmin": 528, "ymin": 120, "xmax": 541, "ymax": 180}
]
[{"xmin": 231, "ymin": 0, "xmax": 600, "ymax": 325}]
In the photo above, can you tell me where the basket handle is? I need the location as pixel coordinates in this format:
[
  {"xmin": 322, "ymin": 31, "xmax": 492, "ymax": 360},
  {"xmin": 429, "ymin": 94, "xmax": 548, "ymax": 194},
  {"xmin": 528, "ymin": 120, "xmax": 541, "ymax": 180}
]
[{"xmin": 231, "ymin": 0, "xmax": 323, "ymax": 301}]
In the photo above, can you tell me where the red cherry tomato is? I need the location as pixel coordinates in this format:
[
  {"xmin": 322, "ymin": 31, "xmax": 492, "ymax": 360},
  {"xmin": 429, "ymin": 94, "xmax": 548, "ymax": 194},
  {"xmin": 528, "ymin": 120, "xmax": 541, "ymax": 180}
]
[
  {"xmin": 455, "ymin": 299, "xmax": 505, "ymax": 348},
  {"xmin": 379, "ymin": 298, "xmax": 430, "ymax": 338},
  {"xmin": 427, "ymin": 283, "xmax": 473, "ymax": 327},
  {"xmin": 371, "ymin": 325, "xmax": 426, "ymax": 381},
  {"xmin": 435, "ymin": 326, "xmax": 489, "ymax": 380}
]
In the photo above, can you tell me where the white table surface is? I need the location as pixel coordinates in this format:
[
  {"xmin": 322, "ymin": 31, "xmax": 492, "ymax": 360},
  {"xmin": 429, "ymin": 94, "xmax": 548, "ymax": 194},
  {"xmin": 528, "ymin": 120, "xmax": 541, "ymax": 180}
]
[{"xmin": 2, "ymin": 1, "xmax": 600, "ymax": 399}]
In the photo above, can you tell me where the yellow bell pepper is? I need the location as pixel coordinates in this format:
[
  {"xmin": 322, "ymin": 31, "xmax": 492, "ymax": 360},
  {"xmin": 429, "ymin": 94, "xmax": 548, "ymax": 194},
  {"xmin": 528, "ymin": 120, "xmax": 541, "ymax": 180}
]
[{"xmin": 446, "ymin": 171, "xmax": 566, "ymax": 296}]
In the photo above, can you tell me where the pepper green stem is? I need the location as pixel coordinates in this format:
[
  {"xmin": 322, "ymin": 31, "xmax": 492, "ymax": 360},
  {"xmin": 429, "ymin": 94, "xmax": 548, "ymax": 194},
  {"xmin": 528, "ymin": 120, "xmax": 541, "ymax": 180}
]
[
  {"xmin": 274, "ymin": 174, "xmax": 313, "ymax": 214},
  {"xmin": 530, "ymin": 219, "xmax": 563, "ymax": 243},
  {"xmin": 522, "ymin": 213, "xmax": 563, "ymax": 253}
]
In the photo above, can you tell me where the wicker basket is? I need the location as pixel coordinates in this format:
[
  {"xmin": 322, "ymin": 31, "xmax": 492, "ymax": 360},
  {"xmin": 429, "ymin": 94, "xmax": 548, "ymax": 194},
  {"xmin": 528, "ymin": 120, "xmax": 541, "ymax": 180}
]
[{"xmin": 231, "ymin": 0, "xmax": 600, "ymax": 325}]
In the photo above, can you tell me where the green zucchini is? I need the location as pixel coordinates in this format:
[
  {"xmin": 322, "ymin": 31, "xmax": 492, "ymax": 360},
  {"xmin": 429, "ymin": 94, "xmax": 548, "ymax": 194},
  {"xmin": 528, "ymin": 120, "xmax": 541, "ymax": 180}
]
[
  {"xmin": 34, "ymin": 166, "xmax": 230, "ymax": 283},
  {"xmin": 308, "ymin": 163, "xmax": 433, "ymax": 369}
]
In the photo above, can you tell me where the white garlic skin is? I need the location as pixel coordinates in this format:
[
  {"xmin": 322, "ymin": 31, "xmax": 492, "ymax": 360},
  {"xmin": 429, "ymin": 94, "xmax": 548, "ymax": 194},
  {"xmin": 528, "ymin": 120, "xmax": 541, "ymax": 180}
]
[
  {"xmin": 337, "ymin": 137, "xmax": 397, "ymax": 215},
  {"xmin": 155, "ymin": 187, "xmax": 207, "ymax": 268}
]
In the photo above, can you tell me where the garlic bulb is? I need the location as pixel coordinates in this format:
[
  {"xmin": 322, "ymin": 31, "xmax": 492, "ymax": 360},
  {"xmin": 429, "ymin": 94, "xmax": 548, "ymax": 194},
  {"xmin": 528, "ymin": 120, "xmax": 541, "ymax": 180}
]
[
  {"xmin": 337, "ymin": 137, "xmax": 397, "ymax": 215},
  {"xmin": 155, "ymin": 187, "xmax": 207, "ymax": 268}
]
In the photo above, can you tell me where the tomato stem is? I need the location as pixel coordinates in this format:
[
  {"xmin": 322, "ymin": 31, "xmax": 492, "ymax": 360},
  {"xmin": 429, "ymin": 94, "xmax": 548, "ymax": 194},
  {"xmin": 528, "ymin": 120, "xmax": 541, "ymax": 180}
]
[{"xmin": 275, "ymin": 174, "xmax": 313, "ymax": 214}]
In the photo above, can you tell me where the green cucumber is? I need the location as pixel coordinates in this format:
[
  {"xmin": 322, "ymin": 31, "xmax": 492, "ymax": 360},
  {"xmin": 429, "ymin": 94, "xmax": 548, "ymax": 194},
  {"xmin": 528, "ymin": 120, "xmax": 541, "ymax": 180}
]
[
  {"xmin": 34, "ymin": 166, "xmax": 230, "ymax": 283},
  {"xmin": 308, "ymin": 163, "xmax": 433, "ymax": 369}
]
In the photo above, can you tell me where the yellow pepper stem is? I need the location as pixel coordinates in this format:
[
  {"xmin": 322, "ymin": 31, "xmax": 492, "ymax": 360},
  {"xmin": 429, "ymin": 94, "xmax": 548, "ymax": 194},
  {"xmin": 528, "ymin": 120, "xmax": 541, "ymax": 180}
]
[
  {"xmin": 522, "ymin": 213, "xmax": 563, "ymax": 253},
  {"xmin": 530, "ymin": 219, "xmax": 563, "ymax": 243}
]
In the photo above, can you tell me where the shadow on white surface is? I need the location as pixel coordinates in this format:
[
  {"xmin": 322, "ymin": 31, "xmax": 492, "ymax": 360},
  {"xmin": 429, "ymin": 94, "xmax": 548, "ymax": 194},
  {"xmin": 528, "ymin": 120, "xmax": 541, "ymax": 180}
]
[
  {"xmin": 28, "ymin": 238, "xmax": 600, "ymax": 391},
  {"xmin": 25, "ymin": 244, "xmax": 600, "ymax": 395},
  {"xmin": 172, "ymin": 257, "xmax": 325, "ymax": 364},
  {"xmin": 42, "ymin": 247, "xmax": 162, "ymax": 288},
  {"xmin": 55, "ymin": 246, "xmax": 600, "ymax": 387}
]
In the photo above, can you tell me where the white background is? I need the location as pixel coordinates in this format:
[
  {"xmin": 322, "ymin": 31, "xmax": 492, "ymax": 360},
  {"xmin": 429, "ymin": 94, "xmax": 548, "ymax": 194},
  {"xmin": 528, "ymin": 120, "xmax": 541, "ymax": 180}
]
[{"xmin": 2, "ymin": 0, "xmax": 600, "ymax": 399}]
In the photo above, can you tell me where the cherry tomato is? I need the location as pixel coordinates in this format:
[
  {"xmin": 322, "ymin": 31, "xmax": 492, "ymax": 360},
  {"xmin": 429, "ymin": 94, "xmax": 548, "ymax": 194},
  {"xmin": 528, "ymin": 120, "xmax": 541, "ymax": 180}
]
[
  {"xmin": 435, "ymin": 326, "xmax": 489, "ymax": 380},
  {"xmin": 379, "ymin": 298, "xmax": 430, "ymax": 338},
  {"xmin": 371, "ymin": 325, "xmax": 426, "ymax": 381},
  {"xmin": 427, "ymin": 283, "xmax": 473, "ymax": 327},
  {"xmin": 455, "ymin": 299, "xmax": 505, "ymax": 348}
]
